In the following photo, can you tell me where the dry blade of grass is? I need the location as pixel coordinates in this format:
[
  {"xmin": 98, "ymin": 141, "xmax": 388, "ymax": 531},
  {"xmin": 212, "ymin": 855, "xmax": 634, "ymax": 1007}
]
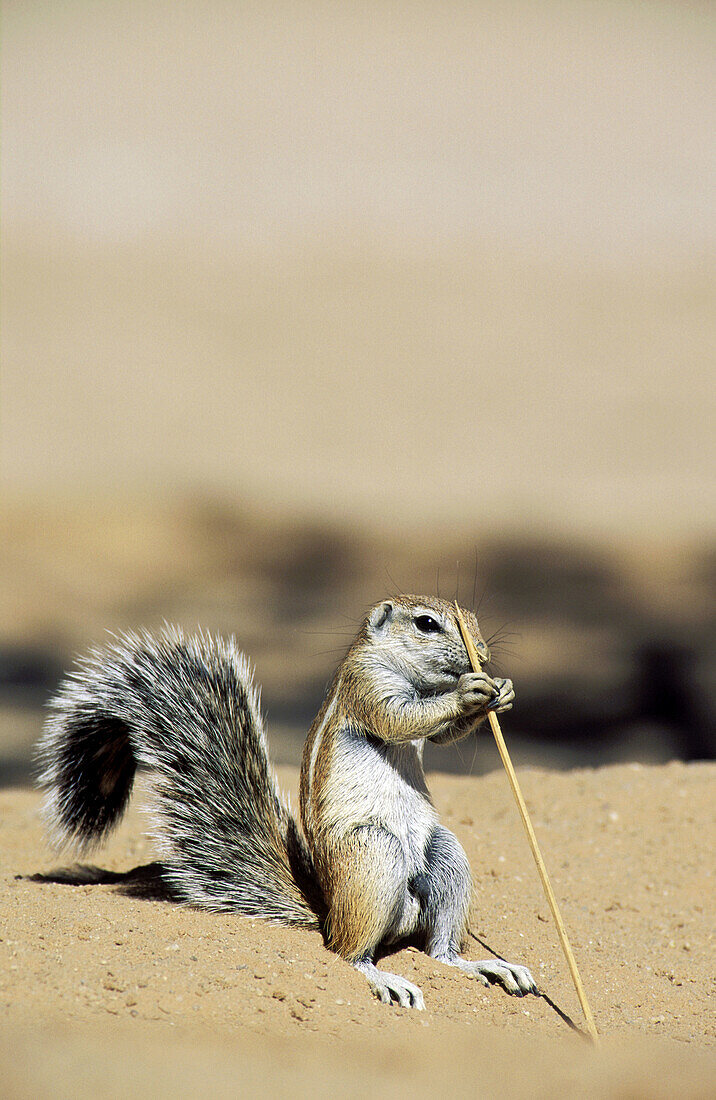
[{"xmin": 454, "ymin": 601, "xmax": 599, "ymax": 1044}]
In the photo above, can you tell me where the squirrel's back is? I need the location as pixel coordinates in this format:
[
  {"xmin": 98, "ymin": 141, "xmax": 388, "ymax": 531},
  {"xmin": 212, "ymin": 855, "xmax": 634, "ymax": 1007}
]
[{"xmin": 37, "ymin": 627, "xmax": 321, "ymax": 926}]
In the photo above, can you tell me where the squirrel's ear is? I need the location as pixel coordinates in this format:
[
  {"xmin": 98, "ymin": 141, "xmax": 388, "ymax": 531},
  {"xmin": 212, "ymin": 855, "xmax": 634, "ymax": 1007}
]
[{"xmin": 368, "ymin": 601, "xmax": 393, "ymax": 633}]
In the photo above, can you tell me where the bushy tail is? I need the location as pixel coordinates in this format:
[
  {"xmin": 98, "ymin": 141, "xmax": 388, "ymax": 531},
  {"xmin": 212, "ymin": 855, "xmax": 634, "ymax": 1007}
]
[{"xmin": 37, "ymin": 628, "xmax": 323, "ymax": 927}]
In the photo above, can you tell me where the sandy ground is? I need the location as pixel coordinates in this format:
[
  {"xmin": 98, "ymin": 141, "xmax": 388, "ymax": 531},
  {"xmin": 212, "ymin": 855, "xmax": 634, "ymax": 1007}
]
[{"xmin": 1, "ymin": 760, "xmax": 713, "ymax": 1098}]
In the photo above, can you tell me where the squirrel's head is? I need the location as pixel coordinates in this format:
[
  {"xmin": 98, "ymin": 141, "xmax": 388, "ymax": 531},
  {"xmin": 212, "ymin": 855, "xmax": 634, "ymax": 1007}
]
[{"xmin": 362, "ymin": 595, "xmax": 490, "ymax": 693}]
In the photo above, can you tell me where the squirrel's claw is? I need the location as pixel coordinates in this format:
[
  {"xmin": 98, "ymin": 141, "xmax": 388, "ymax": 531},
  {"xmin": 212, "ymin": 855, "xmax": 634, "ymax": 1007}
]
[
  {"xmin": 488, "ymin": 677, "xmax": 515, "ymax": 714},
  {"xmin": 464, "ymin": 959, "xmax": 537, "ymax": 996},
  {"xmin": 433, "ymin": 953, "xmax": 537, "ymax": 997},
  {"xmin": 353, "ymin": 959, "xmax": 425, "ymax": 1010},
  {"xmin": 373, "ymin": 972, "xmax": 425, "ymax": 1010}
]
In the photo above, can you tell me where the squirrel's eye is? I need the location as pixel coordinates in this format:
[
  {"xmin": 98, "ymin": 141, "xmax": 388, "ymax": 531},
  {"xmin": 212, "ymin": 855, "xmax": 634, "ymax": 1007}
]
[{"xmin": 414, "ymin": 615, "xmax": 441, "ymax": 634}]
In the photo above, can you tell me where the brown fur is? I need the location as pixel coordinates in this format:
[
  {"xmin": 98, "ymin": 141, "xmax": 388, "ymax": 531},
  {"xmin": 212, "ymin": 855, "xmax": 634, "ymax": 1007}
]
[{"xmin": 322, "ymin": 836, "xmax": 390, "ymax": 960}]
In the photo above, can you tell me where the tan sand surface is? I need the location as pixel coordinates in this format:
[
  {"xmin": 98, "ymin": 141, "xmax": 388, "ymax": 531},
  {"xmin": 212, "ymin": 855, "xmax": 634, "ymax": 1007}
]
[{"xmin": 1, "ymin": 760, "xmax": 713, "ymax": 1097}]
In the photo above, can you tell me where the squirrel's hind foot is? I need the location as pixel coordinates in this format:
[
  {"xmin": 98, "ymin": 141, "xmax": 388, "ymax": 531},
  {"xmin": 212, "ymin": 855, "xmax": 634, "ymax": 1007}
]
[
  {"xmin": 353, "ymin": 958, "xmax": 425, "ymax": 1010},
  {"xmin": 434, "ymin": 953, "xmax": 537, "ymax": 996}
]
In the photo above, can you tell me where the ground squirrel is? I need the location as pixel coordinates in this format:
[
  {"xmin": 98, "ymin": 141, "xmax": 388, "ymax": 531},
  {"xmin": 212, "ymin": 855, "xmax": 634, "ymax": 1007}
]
[{"xmin": 37, "ymin": 594, "xmax": 536, "ymax": 1009}]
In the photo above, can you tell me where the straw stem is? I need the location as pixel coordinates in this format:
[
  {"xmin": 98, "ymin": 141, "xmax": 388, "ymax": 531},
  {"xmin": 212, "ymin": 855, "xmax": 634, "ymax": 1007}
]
[{"xmin": 454, "ymin": 602, "xmax": 599, "ymax": 1043}]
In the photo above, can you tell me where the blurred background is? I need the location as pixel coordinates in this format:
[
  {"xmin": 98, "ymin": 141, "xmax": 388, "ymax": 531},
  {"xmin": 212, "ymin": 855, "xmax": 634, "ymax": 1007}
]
[{"xmin": 2, "ymin": 1, "xmax": 714, "ymax": 784}]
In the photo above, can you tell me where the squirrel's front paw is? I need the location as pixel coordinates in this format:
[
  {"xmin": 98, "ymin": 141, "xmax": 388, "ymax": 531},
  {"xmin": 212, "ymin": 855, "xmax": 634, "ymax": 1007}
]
[
  {"xmin": 488, "ymin": 677, "xmax": 515, "ymax": 713},
  {"xmin": 455, "ymin": 671, "xmax": 497, "ymax": 713}
]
